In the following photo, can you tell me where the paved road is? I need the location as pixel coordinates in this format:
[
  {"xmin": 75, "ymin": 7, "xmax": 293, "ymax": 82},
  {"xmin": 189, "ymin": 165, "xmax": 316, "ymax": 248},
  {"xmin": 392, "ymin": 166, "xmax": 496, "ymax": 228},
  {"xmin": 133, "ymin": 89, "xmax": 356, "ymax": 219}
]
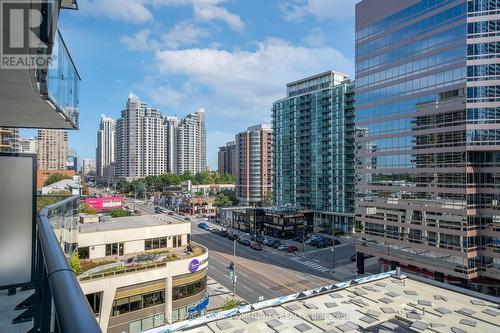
[
  {"xmin": 123, "ymin": 198, "xmax": 155, "ymax": 215},
  {"xmin": 190, "ymin": 223, "xmax": 336, "ymax": 303}
]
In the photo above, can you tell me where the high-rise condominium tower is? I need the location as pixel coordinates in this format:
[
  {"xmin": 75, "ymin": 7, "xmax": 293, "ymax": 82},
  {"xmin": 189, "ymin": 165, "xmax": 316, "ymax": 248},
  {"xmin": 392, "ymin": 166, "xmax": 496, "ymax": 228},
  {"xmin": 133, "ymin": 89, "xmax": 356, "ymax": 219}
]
[
  {"xmin": 164, "ymin": 116, "xmax": 178, "ymax": 174},
  {"xmin": 176, "ymin": 109, "xmax": 207, "ymax": 174},
  {"xmin": 235, "ymin": 125, "xmax": 272, "ymax": 204},
  {"xmin": 37, "ymin": 129, "xmax": 68, "ymax": 170},
  {"xmin": 96, "ymin": 115, "xmax": 115, "ymax": 179},
  {"xmin": 0, "ymin": 127, "xmax": 20, "ymax": 152},
  {"xmin": 355, "ymin": 0, "xmax": 499, "ymax": 295},
  {"xmin": 218, "ymin": 141, "xmax": 236, "ymax": 176},
  {"xmin": 272, "ymin": 71, "xmax": 355, "ymax": 233},
  {"xmin": 114, "ymin": 94, "xmax": 206, "ymax": 178},
  {"xmin": 115, "ymin": 94, "xmax": 165, "ymax": 178}
]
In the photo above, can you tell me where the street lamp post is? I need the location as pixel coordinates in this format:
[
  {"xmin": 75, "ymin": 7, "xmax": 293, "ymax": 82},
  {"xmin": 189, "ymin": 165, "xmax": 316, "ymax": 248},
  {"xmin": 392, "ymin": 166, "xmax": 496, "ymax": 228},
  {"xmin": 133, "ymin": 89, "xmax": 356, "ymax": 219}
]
[{"xmin": 231, "ymin": 233, "xmax": 249, "ymax": 296}]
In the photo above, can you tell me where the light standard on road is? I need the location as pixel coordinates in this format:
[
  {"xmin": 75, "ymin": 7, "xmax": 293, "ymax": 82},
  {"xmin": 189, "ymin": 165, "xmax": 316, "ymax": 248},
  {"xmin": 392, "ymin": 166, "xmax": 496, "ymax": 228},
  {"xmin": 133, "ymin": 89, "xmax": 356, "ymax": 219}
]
[{"xmin": 231, "ymin": 233, "xmax": 249, "ymax": 296}]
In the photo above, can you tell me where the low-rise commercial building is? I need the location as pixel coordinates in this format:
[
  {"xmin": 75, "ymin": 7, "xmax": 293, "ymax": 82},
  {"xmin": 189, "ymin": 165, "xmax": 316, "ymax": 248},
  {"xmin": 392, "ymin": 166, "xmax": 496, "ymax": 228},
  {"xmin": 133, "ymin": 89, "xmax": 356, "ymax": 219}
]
[
  {"xmin": 76, "ymin": 215, "xmax": 209, "ymax": 333},
  {"xmin": 180, "ymin": 197, "xmax": 216, "ymax": 216}
]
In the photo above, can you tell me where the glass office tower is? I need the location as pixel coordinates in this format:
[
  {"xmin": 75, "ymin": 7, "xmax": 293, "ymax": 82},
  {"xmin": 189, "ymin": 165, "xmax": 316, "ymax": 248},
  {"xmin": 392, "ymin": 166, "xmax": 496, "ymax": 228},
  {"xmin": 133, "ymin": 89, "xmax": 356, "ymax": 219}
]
[
  {"xmin": 355, "ymin": 0, "xmax": 499, "ymax": 295},
  {"xmin": 273, "ymin": 71, "xmax": 356, "ymax": 233}
]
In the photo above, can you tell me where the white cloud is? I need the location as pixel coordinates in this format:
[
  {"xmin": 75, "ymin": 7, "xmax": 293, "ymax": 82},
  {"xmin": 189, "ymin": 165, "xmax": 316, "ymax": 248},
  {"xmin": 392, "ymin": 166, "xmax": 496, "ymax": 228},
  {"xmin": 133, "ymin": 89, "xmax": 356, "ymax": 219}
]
[
  {"xmin": 78, "ymin": 0, "xmax": 153, "ymax": 23},
  {"xmin": 151, "ymin": 37, "xmax": 353, "ymax": 124},
  {"xmin": 281, "ymin": 0, "xmax": 357, "ymax": 22},
  {"xmin": 79, "ymin": 0, "xmax": 243, "ymax": 31},
  {"xmin": 301, "ymin": 26, "xmax": 326, "ymax": 47},
  {"xmin": 162, "ymin": 22, "xmax": 210, "ymax": 49},
  {"xmin": 120, "ymin": 29, "xmax": 155, "ymax": 50},
  {"xmin": 192, "ymin": 2, "xmax": 244, "ymax": 31}
]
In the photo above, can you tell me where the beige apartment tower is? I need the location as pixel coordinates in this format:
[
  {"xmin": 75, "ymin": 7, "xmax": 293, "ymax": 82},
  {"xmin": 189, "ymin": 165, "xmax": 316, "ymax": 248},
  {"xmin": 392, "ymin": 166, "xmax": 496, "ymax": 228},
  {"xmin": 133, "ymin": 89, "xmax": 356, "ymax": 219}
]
[
  {"xmin": 235, "ymin": 125, "xmax": 272, "ymax": 204},
  {"xmin": 37, "ymin": 129, "xmax": 68, "ymax": 170}
]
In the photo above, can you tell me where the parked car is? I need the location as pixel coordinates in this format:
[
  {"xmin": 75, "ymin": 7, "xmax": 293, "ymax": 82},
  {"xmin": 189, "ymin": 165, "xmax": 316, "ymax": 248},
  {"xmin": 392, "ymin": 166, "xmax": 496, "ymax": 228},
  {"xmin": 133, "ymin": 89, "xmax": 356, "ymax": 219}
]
[
  {"xmin": 309, "ymin": 237, "xmax": 326, "ymax": 246},
  {"xmin": 262, "ymin": 238, "xmax": 274, "ymax": 246},
  {"xmin": 305, "ymin": 235, "xmax": 321, "ymax": 245},
  {"xmin": 184, "ymin": 217, "xmax": 191, "ymax": 221},
  {"xmin": 255, "ymin": 235, "xmax": 266, "ymax": 243},
  {"xmin": 228, "ymin": 234, "xmax": 238, "ymax": 241},
  {"xmin": 210, "ymin": 228, "xmax": 221, "ymax": 234},
  {"xmin": 277, "ymin": 243, "xmax": 288, "ymax": 251},
  {"xmin": 315, "ymin": 238, "xmax": 333, "ymax": 248},
  {"xmin": 220, "ymin": 230, "xmax": 230, "ymax": 237},
  {"xmin": 266, "ymin": 239, "xmax": 279, "ymax": 247},
  {"xmin": 272, "ymin": 241, "xmax": 284, "ymax": 249},
  {"xmin": 167, "ymin": 212, "xmax": 174, "ymax": 216},
  {"xmin": 238, "ymin": 239, "xmax": 251, "ymax": 246},
  {"xmin": 250, "ymin": 242, "xmax": 262, "ymax": 250},
  {"xmin": 197, "ymin": 222, "xmax": 209, "ymax": 230},
  {"xmin": 287, "ymin": 245, "xmax": 299, "ymax": 253}
]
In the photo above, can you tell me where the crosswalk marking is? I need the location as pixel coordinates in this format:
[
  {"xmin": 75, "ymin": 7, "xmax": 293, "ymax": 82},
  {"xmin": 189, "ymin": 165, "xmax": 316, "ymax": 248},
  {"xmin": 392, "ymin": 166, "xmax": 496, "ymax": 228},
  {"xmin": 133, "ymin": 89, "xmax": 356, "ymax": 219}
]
[{"xmin": 289, "ymin": 256, "xmax": 330, "ymax": 272}]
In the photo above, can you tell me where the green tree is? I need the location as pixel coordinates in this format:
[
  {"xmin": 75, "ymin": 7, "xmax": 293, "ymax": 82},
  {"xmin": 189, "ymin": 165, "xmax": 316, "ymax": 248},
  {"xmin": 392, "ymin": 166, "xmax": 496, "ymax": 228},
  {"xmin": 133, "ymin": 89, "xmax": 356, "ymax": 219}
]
[
  {"xmin": 43, "ymin": 173, "xmax": 72, "ymax": 186},
  {"xmin": 80, "ymin": 203, "xmax": 97, "ymax": 215},
  {"xmin": 108, "ymin": 209, "xmax": 131, "ymax": 218},
  {"xmin": 221, "ymin": 298, "xmax": 240, "ymax": 310},
  {"xmin": 69, "ymin": 251, "xmax": 81, "ymax": 275}
]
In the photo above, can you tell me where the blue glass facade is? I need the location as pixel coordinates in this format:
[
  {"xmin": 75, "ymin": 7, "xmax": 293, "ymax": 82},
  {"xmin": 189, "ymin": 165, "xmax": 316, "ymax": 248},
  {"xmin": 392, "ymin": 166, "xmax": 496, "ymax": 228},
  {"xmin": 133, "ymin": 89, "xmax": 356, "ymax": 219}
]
[
  {"xmin": 355, "ymin": 0, "xmax": 499, "ymax": 295},
  {"xmin": 272, "ymin": 72, "xmax": 355, "ymax": 233}
]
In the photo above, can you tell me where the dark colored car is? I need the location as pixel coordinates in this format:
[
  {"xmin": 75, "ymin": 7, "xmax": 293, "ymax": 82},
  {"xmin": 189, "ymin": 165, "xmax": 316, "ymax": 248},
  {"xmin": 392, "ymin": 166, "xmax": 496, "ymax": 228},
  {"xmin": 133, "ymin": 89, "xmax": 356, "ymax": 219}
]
[
  {"xmin": 238, "ymin": 239, "xmax": 251, "ymax": 246},
  {"xmin": 220, "ymin": 230, "xmax": 230, "ymax": 237},
  {"xmin": 287, "ymin": 245, "xmax": 299, "ymax": 253},
  {"xmin": 228, "ymin": 234, "xmax": 238, "ymax": 241},
  {"xmin": 167, "ymin": 212, "xmax": 174, "ymax": 215},
  {"xmin": 184, "ymin": 217, "xmax": 191, "ymax": 221},
  {"xmin": 309, "ymin": 237, "xmax": 326, "ymax": 247},
  {"xmin": 255, "ymin": 235, "xmax": 265, "ymax": 243},
  {"xmin": 316, "ymin": 238, "xmax": 333, "ymax": 248},
  {"xmin": 272, "ymin": 241, "xmax": 284, "ymax": 249},
  {"xmin": 266, "ymin": 239, "xmax": 279, "ymax": 247},
  {"xmin": 250, "ymin": 242, "xmax": 262, "ymax": 250}
]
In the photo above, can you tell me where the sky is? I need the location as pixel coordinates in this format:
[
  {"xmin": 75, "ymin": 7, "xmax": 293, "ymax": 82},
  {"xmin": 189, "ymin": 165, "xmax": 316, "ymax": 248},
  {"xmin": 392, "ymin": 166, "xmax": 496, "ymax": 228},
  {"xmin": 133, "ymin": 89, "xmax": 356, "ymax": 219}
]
[{"xmin": 42, "ymin": 0, "xmax": 357, "ymax": 169}]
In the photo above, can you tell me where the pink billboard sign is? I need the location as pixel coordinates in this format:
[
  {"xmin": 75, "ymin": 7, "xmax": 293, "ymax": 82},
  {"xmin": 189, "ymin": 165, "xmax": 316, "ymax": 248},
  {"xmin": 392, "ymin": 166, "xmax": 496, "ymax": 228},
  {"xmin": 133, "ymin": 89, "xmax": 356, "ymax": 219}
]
[{"xmin": 85, "ymin": 196, "xmax": 124, "ymax": 211}]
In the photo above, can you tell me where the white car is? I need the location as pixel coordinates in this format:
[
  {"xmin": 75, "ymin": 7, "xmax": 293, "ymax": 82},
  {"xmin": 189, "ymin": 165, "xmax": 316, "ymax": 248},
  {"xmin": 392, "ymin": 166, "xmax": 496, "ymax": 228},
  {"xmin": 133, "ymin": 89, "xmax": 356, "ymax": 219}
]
[{"xmin": 277, "ymin": 244, "xmax": 288, "ymax": 251}]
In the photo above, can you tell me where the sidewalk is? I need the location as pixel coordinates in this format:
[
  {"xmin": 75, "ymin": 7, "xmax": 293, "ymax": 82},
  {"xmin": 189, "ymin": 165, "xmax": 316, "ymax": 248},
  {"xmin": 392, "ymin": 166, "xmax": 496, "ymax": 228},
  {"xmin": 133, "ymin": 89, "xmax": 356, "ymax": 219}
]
[{"xmin": 206, "ymin": 277, "xmax": 245, "ymax": 312}]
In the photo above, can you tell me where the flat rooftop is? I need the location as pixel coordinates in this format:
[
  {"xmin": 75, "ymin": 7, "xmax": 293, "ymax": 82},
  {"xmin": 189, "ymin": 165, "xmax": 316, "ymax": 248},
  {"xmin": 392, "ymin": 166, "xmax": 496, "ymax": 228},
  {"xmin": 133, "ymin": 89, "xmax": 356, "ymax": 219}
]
[
  {"xmin": 78, "ymin": 214, "xmax": 188, "ymax": 233},
  {"xmin": 146, "ymin": 271, "xmax": 500, "ymax": 333}
]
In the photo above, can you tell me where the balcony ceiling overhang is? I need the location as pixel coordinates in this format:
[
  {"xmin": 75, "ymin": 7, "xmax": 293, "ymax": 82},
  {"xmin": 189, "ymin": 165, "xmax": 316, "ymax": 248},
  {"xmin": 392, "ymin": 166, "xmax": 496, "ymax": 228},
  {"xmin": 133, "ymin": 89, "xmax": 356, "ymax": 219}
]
[{"xmin": 0, "ymin": 68, "xmax": 77, "ymax": 129}]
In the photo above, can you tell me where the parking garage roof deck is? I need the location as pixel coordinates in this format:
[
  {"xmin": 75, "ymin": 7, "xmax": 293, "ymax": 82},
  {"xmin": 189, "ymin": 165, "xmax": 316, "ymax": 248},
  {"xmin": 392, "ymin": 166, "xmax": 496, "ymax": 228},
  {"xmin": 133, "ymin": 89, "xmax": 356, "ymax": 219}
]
[
  {"xmin": 78, "ymin": 214, "xmax": 189, "ymax": 233},
  {"xmin": 145, "ymin": 271, "xmax": 500, "ymax": 333}
]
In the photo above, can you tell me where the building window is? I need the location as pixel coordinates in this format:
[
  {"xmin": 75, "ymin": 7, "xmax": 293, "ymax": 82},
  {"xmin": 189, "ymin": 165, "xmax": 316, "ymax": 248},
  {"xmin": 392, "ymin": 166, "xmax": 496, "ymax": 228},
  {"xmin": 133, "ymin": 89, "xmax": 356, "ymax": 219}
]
[
  {"xmin": 172, "ymin": 235, "xmax": 182, "ymax": 248},
  {"xmin": 85, "ymin": 292, "xmax": 102, "ymax": 316},
  {"xmin": 78, "ymin": 247, "xmax": 89, "ymax": 259},
  {"xmin": 145, "ymin": 237, "xmax": 168, "ymax": 250},
  {"xmin": 112, "ymin": 290, "xmax": 166, "ymax": 317},
  {"xmin": 172, "ymin": 277, "xmax": 206, "ymax": 301},
  {"xmin": 105, "ymin": 242, "xmax": 124, "ymax": 256}
]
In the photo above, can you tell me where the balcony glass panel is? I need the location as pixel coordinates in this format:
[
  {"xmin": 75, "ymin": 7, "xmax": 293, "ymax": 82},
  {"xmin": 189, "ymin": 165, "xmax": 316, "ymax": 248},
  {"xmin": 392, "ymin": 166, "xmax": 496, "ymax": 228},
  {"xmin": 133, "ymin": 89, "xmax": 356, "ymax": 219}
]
[{"xmin": 46, "ymin": 30, "xmax": 80, "ymax": 128}]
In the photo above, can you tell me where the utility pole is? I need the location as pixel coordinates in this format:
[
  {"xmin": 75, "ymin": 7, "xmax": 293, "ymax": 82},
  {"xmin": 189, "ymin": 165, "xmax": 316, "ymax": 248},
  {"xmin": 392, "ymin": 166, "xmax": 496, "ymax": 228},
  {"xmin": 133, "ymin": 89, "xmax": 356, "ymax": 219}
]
[{"xmin": 332, "ymin": 222, "xmax": 336, "ymax": 273}]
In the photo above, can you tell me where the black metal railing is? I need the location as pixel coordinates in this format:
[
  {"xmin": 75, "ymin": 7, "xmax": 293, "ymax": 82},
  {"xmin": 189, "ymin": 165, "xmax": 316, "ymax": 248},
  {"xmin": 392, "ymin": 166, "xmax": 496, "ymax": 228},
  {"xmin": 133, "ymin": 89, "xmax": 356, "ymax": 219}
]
[{"xmin": 34, "ymin": 195, "xmax": 101, "ymax": 333}]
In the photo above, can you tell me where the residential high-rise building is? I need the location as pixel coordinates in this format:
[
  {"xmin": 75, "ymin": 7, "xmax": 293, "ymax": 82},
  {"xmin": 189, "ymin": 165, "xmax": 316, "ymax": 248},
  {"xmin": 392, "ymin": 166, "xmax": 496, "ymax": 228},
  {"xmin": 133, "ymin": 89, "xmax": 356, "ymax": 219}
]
[
  {"xmin": 115, "ymin": 94, "xmax": 165, "ymax": 179},
  {"xmin": 37, "ymin": 129, "xmax": 68, "ymax": 170},
  {"xmin": 96, "ymin": 115, "xmax": 115, "ymax": 180},
  {"xmin": 164, "ymin": 116, "xmax": 178, "ymax": 174},
  {"xmin": 355, "ymin": 0, "xmax": 499, "ymax": 295},
  {"xmin": 235, "ymin": 125, "xmax": 272, "ymax": 204},
  {"xmin": 176, "ymin": 109, "xmax": 206, "ymax": 174},
  {"xmin": 19, "ymin": 137, "xmax": 38, "ymax": 153},
  {"xmin": 272, "ymin": 71, "xmax": 355, "ymax": 233},
  {"xmin": 218, "ymin": 141, "xmax": 236, "ymax": 176},
  {"xmin": 0, "ymin": 128, "xmax": 20, "ymax": 152},
  {"xmin": 82, "ymin": 159, "xmax": 95, "ymax": 175}
]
